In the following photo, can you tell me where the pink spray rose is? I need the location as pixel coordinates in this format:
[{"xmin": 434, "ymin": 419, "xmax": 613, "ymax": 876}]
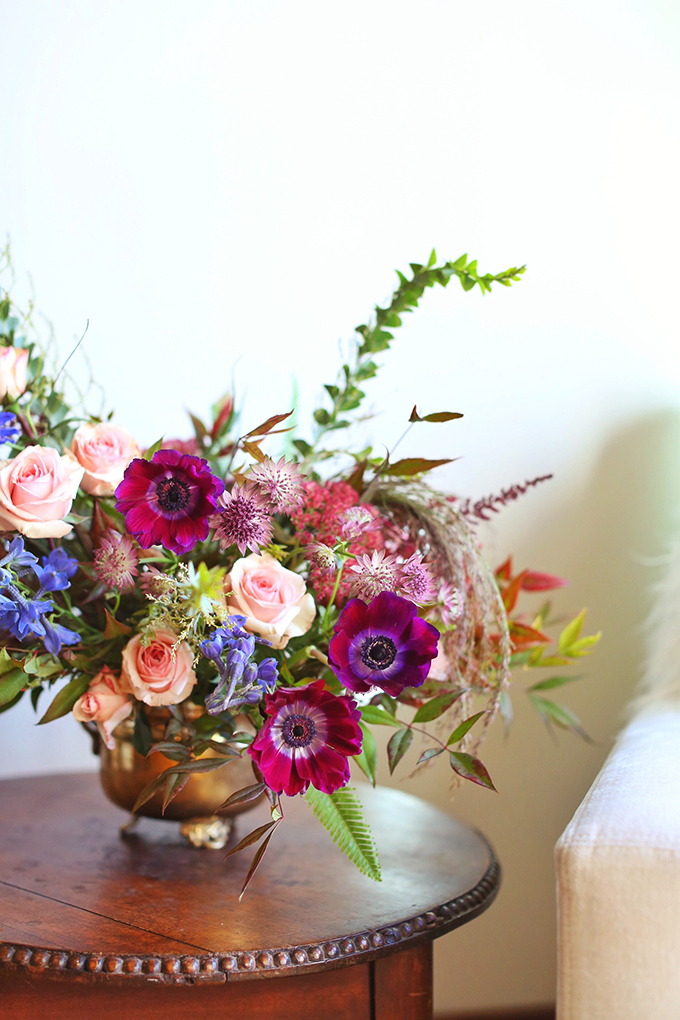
[
  {"xmin": 0, "ymin": 347, "xmax": 29, "ymax": 400},
  {"xmin": 226, "ymin": 552, "xmax": 316, "ymax": 650},
  {"xmin": 121, "ymin": 628, "xmax": 197, "ymax": 707},
  {"xmin": 0, "ymin": 445, "xmax": 84, "ymax": 538},
  {"xmin": 72, "ymin": 667, "xmax": 133, "ymax": 750},
  {"xmin": 71, "ymin": 422, "xmax": 140, "ymax": 497}
]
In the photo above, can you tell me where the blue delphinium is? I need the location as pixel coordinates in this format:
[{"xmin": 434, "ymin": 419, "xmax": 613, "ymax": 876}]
[
  {"xmin": 0, "ymin": 537, "xmax": 80, "ymax": 654},
  {"xmin": 0, "ymin": 412, "xmax": 20, "ymax": 446},
  {"xmin": 201, "ymin": 615, "xmax": 279, "ymax": 715}
]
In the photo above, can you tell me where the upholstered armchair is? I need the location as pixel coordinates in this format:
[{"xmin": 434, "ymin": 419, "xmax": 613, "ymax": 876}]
[{"xmin": 555, "ymin": 545, "xmax": 680, "ymax": 1020}]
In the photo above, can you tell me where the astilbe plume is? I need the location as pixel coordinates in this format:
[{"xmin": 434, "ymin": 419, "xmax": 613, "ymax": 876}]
[{"xmin": 457, "ymin": 475, "xmax": 553, "ymax": 522}]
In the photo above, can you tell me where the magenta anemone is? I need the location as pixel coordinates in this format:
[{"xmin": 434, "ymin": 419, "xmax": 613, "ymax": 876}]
[
  {"xmin": 247, "ymin": 679, "xmax": 362, "ymax": 796},
  {"xmin": 115, "ymin": 450, "xmax": 224, "ymax": 555},
  {"xmin": 328, "ymin": 590, "xmax": 440, "ymax": 696}
]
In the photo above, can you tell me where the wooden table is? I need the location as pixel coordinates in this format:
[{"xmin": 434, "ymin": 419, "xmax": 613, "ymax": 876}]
[{"xmin": 0, "ymin": 773, "xmax": 499, "ymax": 1019}]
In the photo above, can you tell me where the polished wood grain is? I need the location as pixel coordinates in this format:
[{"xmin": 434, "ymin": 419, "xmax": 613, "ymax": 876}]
[{"xmin": 0, "ymin": 773, "xmax": 500, "ymax": 1018}]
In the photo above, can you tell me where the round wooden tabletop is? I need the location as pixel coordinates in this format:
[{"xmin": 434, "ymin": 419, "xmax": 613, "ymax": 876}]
[{"xmin": 0, "ymin": 772, "xmax": 499, "ymax": 984}]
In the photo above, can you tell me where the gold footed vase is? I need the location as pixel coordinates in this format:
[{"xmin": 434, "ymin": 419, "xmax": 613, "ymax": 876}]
[{"xmin": 98, "ymin": 704, "xmax": 262, "ymax": 850}]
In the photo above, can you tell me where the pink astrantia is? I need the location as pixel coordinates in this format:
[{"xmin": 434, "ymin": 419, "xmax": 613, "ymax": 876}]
[
  {"xmin": 348, "ymin": 549, "xmax": 403, "ymax": 601},
  {"xmin": 209, "ymin": 481, "xmax": 273, "ymax": 555},
  {"xmin": 247, "ymin": 456, "xmax": 305, "ymax": 514},
  {"xmin": 93, "ymin": 531, "xmax": 139, "ymax": 592},
  {"xmin": 339, "ymin": 506, "xmax": 377, "ymax": 542},
  {"xmin": 247, "ymin": 680, "xmax": 362, "ymax": 796},
  {"xmin": 115, "ymin": 450, "xmax": 224, "ymax": 555},
  {"xmin": 397, "ymin": 553, "xmax": 438, "ymax": 606}
]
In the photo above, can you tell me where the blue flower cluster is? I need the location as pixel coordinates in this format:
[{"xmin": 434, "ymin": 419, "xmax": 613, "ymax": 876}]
[
  {"xmin": 200, "ymin": 615, "xmax": 278, "ymax": 716},
  {"xmin": 0, "ymin": 412, "xmax": 20, "ymax": 446},
  {"xmin": 0, "ymin": 539, "xmax": 80, "ymax": 655}
]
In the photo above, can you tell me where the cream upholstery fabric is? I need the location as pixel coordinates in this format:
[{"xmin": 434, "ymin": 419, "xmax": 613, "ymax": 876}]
[{"xmin": 556, "ymin": 710, "xmax": 680, "ymax": 1020}]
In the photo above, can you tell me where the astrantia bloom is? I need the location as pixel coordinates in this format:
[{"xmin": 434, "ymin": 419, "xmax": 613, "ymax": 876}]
[
  {"xmin": 247, "ymin": 456, "xmax": 305, "ymax": 514},
  {"xmin": 115, "ymin": 450, "xmax": 224, "ymax": 555},
  {"xmin": 209, "ymin": 482, "xmax": 273, "ymax": 555},
  {"xmin": 329, "ymin": 591, "xmax": 440, "ymax": 696},
  {"xmin": 94, "ymin": 531, "xmax": 139, "ymax": 592},
  {"xmin": 248, "ymin": 679, "xmax": 362, "ymax": 796},
  {"xmin": 348, "ymin": 549, "xmax": 402, "ymax": 602},
  {"xmin": 397, "ymin": 553, "xmax": 438, "ymax": 606}
]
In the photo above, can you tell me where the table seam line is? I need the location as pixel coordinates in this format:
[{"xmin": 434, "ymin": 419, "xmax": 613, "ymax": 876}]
[{"xmin": 0, "ymin": 879, "xmax": 212, "ymax": 956}]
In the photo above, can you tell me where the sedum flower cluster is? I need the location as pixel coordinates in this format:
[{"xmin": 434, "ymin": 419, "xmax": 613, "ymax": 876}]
[{"xmin": 0, "ymin": 247, "xmax": 599, "ymax": 891}]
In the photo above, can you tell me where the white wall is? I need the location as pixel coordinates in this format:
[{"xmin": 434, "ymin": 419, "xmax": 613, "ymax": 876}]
[{"xmin": 1, "ymin": 0, "xmax": 680, "ymax": 1012}]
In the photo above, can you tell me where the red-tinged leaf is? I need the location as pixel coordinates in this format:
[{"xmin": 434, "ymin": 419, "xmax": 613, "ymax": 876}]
[
  {"xmin": 245, "ymin": 411, "xmax": 294, "ymax": 437},
  {"xmin": 241, "ymin": 439, "xmax": 266, "ymax": 462},
  {"xmin": 416, "ymin": 747, "xmax": 445, "ymax": 765},
  {"xmin": 210, "ymin": 393, "xmax": 234, "ymax": 439},
  {"xmin": 449, "ymin": 751, "xmax": 497, "ymax": 791},
  {"xmin": 147, "ymin": 741, "xmax": 191, "ymax": 761},
  {"xmin": 409, "ymin": 406, "xmax": 464, "ymax": 423},
  {"xmin": 162, "ymin": 772, "xmax": 189, "ymax": 814},
  {"xmin": 387, "ymin": 727, "xmax": 414, "ymax": 774},
  {"xmin": 495, "ymin": 556, "xmax": 513, "ymax": 581},
  {"xmin": 509, "ymin": 622, "xmax": 552, "ymax": 648},
  {"xmin": 167, "ymin": 754, "xmax": 238, "ymax": 774},
  {"xmin": 214, "ymin": 782, "xmax": 266, "ymax": 813},
  {"xmin": 385, "ymin": 457, "xmax": 453, "ymax": 477},
  {"xmin": 412, "ymin": 689, "xmax": 467, "ymax": 723},
  {"xmin": 188, "ymin": 412, "xmax": 208, "ymax": 440},
  {"xmin": 501, "ymin": 570, "xmax": 528, "ymax": 613},
  {"xmin": 103, "ymin": 608, "xmax": 132, "ymax": 639},
  {"xmin": 346, "ymin": 459, "xmax": 367, "ymax": 494},
  {"xmin": 225, "ymin": 820, "xmax": 277, "ymax": 858},
  {"xmin": 446, "ymin": 711, "xmax": 487, "ymax": 746},
  {"xmin": 132, "ymin": 772, "xmax": 167, "ymax": 814},
  {"xmin": 521, "ymin": 570, "xmax": 568, "ymax": 591},
  {"xmin": 239, "ymin": 824, "xmax": 280, "ymax": 900}
]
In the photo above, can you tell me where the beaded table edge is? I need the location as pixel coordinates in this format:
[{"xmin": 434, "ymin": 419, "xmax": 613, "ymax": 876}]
[{"xmin": 0, "ymin": 852, "xmax": 500, "ymax": 985}]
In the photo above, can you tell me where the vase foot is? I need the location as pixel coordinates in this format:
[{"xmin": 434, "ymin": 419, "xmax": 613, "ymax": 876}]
[
  {"xmin": 120, "ymin": 813, "xmax": 140, "ymax": 837},
  {"xmin": 180, "ymin": 816, "xmax": 232, "ymax": 849}
]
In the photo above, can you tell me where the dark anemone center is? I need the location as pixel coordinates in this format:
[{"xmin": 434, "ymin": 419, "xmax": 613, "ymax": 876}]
[
  {"xmin": 281, "ymin": 713, "xmax": 316, "ymax": 748},
  {"xmin": 361, "ymin": 634, "xmax": 397, "ymax": 671},
  {"xmin": 156, "ymin": 476, "xmax": 191, "ymax": 512}
]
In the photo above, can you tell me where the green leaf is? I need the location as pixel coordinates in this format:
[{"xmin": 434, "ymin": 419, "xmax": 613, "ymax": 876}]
[
  {"xmin": 143, "ymin": 436, "xmax": 165, "ymax": 460},
  {"xmin": 385, "ymin": 457, "xmax": 453, "ymax": 477},
  {"xmin": 132, "ymin": 707, "xmax": 153, "ymax": 756},
  {"xmin": 225, "ymin": 820, "xmax": 278, "ymax": 858},
  {"xmin": 446, "ymin": 710, "xmax": 487, "ymax": 746},
  {"xmin": 528, "ymin": 694, "xmax": 592, "ymax": 741},
  {"xmin": 354, "ymin": 722, "xmax": 377, "ymax": 787},
  {"xmin": 529, "ymin": 674, "xmax": 584, "ymax": 692},
  {"xmin": 409, "ymin": 405, "xmax": 464, "ymax": 423},
  {"xmin": 564, "ymin": 633, "xmax": 601, "ymax": 657},
  {"xmin": 304, "ymin": 786, "xmax": 381, "ymax": 881},
  {"xmin": 38, "ymin": 674, "xmax": 90, "ymax": 724},
  {"xmin": 449, "ymin": 752, "xmax": 497, "ymax": 791},
  {"xmin": 427, "ymin": 248, "xmax": 437, "ymax": 268},
  {"xmin": 558, "ymin": 609, "xmax": 586, "ymax": 651},
  {"xmin": 360, "ymin": 705, "xmax": 402, "ymax": 728},
  {"xmin": 0, "ymin": 689, "xmax": 24, "ymax": 714},
  {"xmin": 412, "ymin": 689, "xmax": 466, "ymax": 723},
  {"xmin": 0, "ymin": 669, "xmax": 27, "ymax": 709},
  {"xmin": 416, "ymin": 747, "xmax": 444, "ymax": 766},
  {"xmin": 0, "ymin": 648, "xmax": 21, "ymax": 676},
  {"xmin": 387, "ymin": 727, "xmax": 414, "ymax": 774}
]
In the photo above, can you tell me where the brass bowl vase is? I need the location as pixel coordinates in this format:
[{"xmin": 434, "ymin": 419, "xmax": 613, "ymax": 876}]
[{"xmin": 99, "ymin": 704, "xmax": 262, "ymax": 849}]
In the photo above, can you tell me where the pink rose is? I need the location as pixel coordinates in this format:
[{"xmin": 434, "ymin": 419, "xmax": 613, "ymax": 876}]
[
  {"xmin": 0, "ymin": 347, "xmax": 29, "ymax": 400},
  {"xmin": 71, "ymin": 422, "xmax": 140, "ymax": 496},
  {"xmin": 73, "ymin": 667, "xmax": 133, "ymax": 750},
  {"xmin": 121, "ymin": 628, "xmax": 197, "ymax": 707},
  {"xmin": 226, "ymin": 552, "xmax": 316, "ymax": 649},
  {"xmin": 427, "ymin": 647, "xmax": 451, "ymax": 682},
  {"xmin": 0, "ymin": 445, "xmax": 84, "ymax": 539}
]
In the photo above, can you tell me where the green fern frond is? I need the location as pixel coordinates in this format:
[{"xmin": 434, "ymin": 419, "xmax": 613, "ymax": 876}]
[{"xmin": 304, "ymin": 786, "xmax": 381, "ymax": 882}]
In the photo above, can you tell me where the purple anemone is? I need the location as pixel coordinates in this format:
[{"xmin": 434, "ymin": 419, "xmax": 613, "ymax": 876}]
[
  {"xmin": 328, "ymin": 590, "xmax": 440, "ymax": 696},
  {"xmin": 115, "ymin": 450, "xmax": 224, "ymax": 555},
  {"xmin": 247, "ymin": 680, "xmax": 362, "ymax": 797}
]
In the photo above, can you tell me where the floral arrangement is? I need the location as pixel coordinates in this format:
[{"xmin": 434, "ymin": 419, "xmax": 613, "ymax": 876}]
[{"xmin": 0, "ymin": 246, "xmax": 599, "ymax": 895}]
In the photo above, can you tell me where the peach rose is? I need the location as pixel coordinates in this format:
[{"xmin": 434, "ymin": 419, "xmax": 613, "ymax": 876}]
[
  {"xmin": 71, "ymin": 422, "xmax": 140, "ymax": 496},
  {"xmin": 226, "ymin": 552, "xmax": 316, "ymax": 650},
  {"xmin": 73, "ymin": 667, "xmax": 133, "ymax": 750},
  {"xmin": 121, "ymin": 628, "xmax": 197, "ymax": 707},
  {"xmin": 0, "ymin": 445, "xmax": 84, "ymax": 539},
  {"xmin": 0, "ymin": 347, "xmax": 29, "ymax": 400}
]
